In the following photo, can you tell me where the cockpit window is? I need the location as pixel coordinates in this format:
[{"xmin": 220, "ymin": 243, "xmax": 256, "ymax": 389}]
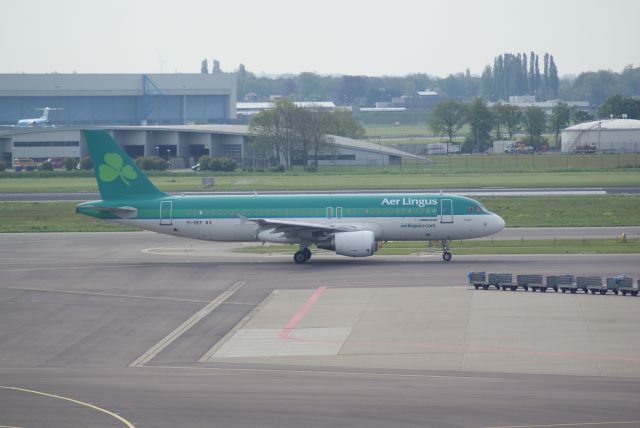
[{"xmin": 467, "ymin": 205, "xmax": 487, "ymax": 214}]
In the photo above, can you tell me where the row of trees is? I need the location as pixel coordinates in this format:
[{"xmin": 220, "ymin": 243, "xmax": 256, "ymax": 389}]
[
  {"xmin": 480, "ymin": 52, "xmax": 559, "ymax": 101},
  {"xmin": 429, "ymin": 98, "xmax": 593, "ymax": 153},
  {"xmin": 203, "ymin": 59, "xmax": 639, "ymax": 109},
  {"xmin": 248, "ymin": 100, "xmax": 365, "ymax": 170}
]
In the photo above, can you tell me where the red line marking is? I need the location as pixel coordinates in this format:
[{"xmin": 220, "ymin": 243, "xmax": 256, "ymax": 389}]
[{"xmin": 279, "ymin": 286, "xmax": 327, "ymax": 339}]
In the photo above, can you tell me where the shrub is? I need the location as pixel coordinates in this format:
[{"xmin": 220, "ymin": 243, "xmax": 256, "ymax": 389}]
[
  {"xmin": 197, "ymin": 155, "xmax": 212, "ymax": 170},
  {"xmin": 39, "ymin": 161, "xmax": 54, "ymax": 171},
  {"xmin": 218, "ymin": 157, "xmax": 237, "ymax": 172},
  {"xmin": 136, "ymin": 156, "xmax": 168, "ymax": 170},
  {"xmin": 62, "ymin": 157, "xmax": 76, "ymax": 171},
  {"xmin": 305, "ymin": 163, "xmax": 318, "ymax": 172},
  {"xmin": 270, "ymin": 164, "xmax": 285, "ymax": 173},
  {"xmin": 0, "ymin": 160, "xmax": 5, "ymax": 171},
  {"xmin": 79, "ymin": 156, "xmax": 93, "ymax": 170},
  {"xmin": 208, "ymin": 157, "xmax": 222, "ymax": 171}
]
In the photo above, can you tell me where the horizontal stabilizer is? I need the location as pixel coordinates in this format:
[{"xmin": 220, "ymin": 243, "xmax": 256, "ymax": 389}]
[{"xmin": 78, "ymin": 205, "xmax": 138, "ymax": 219}]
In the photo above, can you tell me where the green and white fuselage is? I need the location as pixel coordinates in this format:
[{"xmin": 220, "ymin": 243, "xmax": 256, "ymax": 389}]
[{"xmin": 76, "ymin": 130, "xmax": 505, "ymax": 263}]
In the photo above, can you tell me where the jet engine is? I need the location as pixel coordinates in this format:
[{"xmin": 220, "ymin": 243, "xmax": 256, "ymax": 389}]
[{"xmin": 318, "ymin": 230, "xmax": 377, "ymax": 257}]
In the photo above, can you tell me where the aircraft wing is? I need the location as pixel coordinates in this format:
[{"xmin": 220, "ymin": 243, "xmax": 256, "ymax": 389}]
[{"xmin": 246, "ymin": 217, "xmax": 358, "ymax": 233}]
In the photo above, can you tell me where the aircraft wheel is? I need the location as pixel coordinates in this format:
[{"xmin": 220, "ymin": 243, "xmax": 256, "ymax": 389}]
[
  {"xmin": 442, "ymin": 251, "xmax": 452, "ymax": 262},
  {"xmin": 302, "ymin": 248, "xmax": 312, "ymax": 261},
  {"xmin": 294, "ymin": 251, "xmax": 308, "ymax": 264}
]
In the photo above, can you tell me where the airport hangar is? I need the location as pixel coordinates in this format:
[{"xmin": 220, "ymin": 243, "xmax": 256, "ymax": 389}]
[
  {"xmin": 0, "ymin": 72, "xmax": 422, "ymax": 167},
  {"xmin": 0, "ymin": 73, "xmax": 236, "ymax": 126},
  {"xmin": 0, "ymin": 125, "xmax": 423, "ymax": 168}
]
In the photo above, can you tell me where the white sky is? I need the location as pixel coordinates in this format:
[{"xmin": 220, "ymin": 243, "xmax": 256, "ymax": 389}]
[{"xmin": 1, "ymin": 0, "xmax": 638, "ymax": 77}]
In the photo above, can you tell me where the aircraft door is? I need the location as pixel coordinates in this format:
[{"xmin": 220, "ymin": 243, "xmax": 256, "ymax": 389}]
[
  {"xmin": 440, "ymin": 199, "xmax": 453, "ymax": 223},
  {"xmin": 160, "ymin": 200, "xmax": 173, "ymax": 225},
  {"xmin": 326, "ymin": 207, "xmax": 333, "ymax": 219}
]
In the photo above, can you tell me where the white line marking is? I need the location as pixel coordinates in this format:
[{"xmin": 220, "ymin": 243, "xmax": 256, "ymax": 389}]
[
  {"xmin": 143, "ymin": 364, "xmax": 505, "ymax": 381},
  {"xmin": 129, "ymin": 280, "xmax": 246, "ymax": 367},
  {"xmin": 0, "ymin": 386, "xmax": 135, "ymax": 428}
]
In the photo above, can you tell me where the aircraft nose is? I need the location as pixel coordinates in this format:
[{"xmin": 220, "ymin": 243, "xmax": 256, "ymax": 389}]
[{"xmin": 493, "ymin": 214, "xmax": 506, "ymax": 232}]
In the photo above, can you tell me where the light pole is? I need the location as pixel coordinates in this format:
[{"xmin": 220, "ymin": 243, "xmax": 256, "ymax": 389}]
[
  {"xmin": 166, "ymin": 149, "xmax": 171, "ymax": 168},
  {"xmin": 155, "ymin": 146, "xmax": 159, "ymax": 157}
]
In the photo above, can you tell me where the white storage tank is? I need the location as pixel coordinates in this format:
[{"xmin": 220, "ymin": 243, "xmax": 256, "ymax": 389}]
[{"xmin": 561, "ymin": 119, "xmax": 640, "ymax": 153}]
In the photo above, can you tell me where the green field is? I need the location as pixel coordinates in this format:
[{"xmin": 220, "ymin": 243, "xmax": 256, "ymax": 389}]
[
  {"xmin": 373, "ymin": 137, "xmax": 466, "ymax": 147},
  {"xmin": 365, "ymin": 124, "xmax": 433, "ymax": 137},
  {"xmin": 239, "ymin": 238, "xmax": 640, "ymax": 256},
  {"xmin": 1, "ymin": 195, "xmax": 639, "ymax": 233},
  {"xmin": 1, "ymin": 169, "xmax": 639, "ymax": 193}
]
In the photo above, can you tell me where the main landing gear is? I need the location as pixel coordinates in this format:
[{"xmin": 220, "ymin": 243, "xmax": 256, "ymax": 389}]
[
  {"xmin": 293, "ymin": 247, "xmax": 312, "ymax": 264},
  {"xmin": 442, "ymin": 240, "xmax": 452, "ymax": 262}
]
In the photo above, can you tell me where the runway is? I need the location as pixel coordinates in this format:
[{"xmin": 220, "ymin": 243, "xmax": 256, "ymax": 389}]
[{"xmin": 1, "ymin": 232, "xmax": 639, "ymax": 427}]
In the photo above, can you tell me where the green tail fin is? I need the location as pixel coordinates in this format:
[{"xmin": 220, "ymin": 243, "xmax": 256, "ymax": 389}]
[{"xmin": 83, "ymin": 130, "xmax": 167, "ymax": 200}]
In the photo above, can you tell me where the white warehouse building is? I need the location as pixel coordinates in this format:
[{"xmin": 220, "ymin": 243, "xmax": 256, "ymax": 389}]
[{"xmin": 561, "ymin": 119, "xmax": 640, "ymax": 153}]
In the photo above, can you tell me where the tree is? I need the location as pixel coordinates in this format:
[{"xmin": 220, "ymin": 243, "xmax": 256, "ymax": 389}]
[
  {"xmin": 548, "ymin": 55, "xmax": 559, "ymax": 98},
  {"xmin": 498, "ymin": 104, "xmax": 523, "ymax": 140},
  {"xmin": 464, "ymin": 97, "xmax": 494, "ymax": 153},
  {"xmin": 548, "ymin": 102, "xmax": 571, "ymax": 147},
  {"xmin": 296, "ymin": 107, "xmax": 335, "ymax": 168},
  {"xmin": 200, "ymin": 59, "xmax": 209, "ymax": 74},
  {"xmin": 571, "ymin": 107, "xmax": 593, "ymax": 124},
  {"xmin": 212, "ymin": 59, "xmax": 221, "ymax": 74},
  {"xmin": 248, "ymin": 99, "xmax": 299, "ymax": 170},
  {"xmin": 338, "ymin": 75, "xmax": 367, "ymax": 105},
  {"xmin": 598, "ymin": 94, "xmax": 640, "ymax": 119},
  {"xmin": 325, "ymin": 110, "xmax": 365, "ymax": 139},
  {"xmin": 522, "ymin": 106, "xmax": 546, "ymax": 149},
  {"xmin": 428, "ymin": 99, "xmax": 466, "ymax": 153}
]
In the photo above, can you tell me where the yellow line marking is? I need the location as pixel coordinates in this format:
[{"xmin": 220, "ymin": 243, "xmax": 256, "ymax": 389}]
[
  {"xmin": 0, "ymin": 425, "xmax": 24, "ymax": 428},
  {"xmin": 129, "ymin": 280, "xmax": 247, "ymax": 367},
  {"xmin": 484, "ymin": 421, "xmax": 640, "ymax": 428},
  {"xmin": 0, "ymin": 386, "xmax": 135, "ymax": 428}
]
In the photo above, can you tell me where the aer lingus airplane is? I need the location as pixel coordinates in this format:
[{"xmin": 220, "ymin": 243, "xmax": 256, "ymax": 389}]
[{"xmin": 76, "ymin": 130, "xmax": 505, "ymax": 263}]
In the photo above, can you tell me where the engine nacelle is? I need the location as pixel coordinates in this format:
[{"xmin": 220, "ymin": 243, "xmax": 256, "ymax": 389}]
[{"xmin": 318, "ymin": 230, "xmax": 377, "ymax": 257}]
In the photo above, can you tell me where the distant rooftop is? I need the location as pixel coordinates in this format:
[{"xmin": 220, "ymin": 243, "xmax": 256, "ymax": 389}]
[{"xmin": 564, "ymin": 118, "xmax": 640, "ymax": 131}]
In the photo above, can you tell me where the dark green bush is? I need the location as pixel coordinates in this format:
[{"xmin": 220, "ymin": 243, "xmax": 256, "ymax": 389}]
[
  {"xmin": 208, "ymin": 157, "xmax": 222, "ymax": 171},
  {"xmin": 0, "ymin": 160, "xmax": 5, "ymax": 171},
  {"xmin": 197, "ymin": 155, "xmax": 212, "ymax": 170},
  {"xmin": 39, "ymin": 161, "xmax": 54, "ymax": 171},
  {"xmin": 136, "ymin": 156, "xmax": 168, "ymax": 170},
  {"xmin": 79, "ymin": 156, "xmax": 93, "ymax": 170},
  {"xmin": 62, "ymin": 157, "xmax": 76, "ymax": 171}
]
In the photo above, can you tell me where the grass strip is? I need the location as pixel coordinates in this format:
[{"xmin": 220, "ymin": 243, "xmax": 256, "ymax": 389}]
[{"xmin": 1, "ymin": 170, "xmax": 640, "ymax": 193}]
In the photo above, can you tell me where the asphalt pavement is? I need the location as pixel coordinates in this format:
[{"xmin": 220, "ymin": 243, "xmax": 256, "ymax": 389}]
[{"xmin": 0, "ymin": 232, "xmax": 639, "ymax": 428}]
